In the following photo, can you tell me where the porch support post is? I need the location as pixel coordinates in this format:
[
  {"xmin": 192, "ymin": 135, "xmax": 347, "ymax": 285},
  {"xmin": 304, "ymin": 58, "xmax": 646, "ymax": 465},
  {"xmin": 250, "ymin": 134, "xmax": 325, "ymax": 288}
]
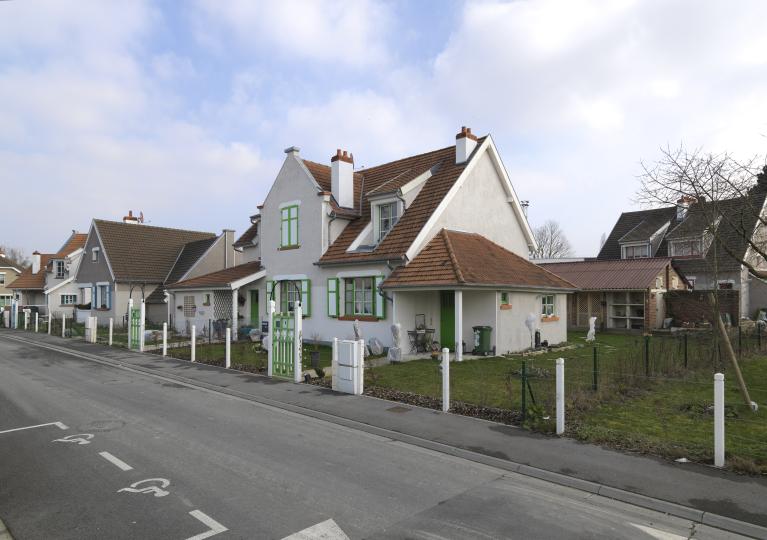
[
  {"xmin": 231, "ymin": 287, "xmax": 239, "ymax": 340},
  {"xmin": 455, "ymin": 290, "xmax": 463, "ymax": 362}
]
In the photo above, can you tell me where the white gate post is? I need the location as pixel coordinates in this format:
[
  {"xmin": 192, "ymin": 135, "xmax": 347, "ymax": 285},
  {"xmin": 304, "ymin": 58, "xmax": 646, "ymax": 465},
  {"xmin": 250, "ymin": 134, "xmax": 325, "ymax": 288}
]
[
  {"xmin": 191, "ymin": 325, "xmax": 196, "ymax": 362},
  {"xmin": 127, "ymin": 298, "xmax": 134, "ymax": 349},
  {"xmin": 225, "ymin": 327, "xmax": 231, "ymax": 368},
  {"xmin": 293, "ymin": 302, "xmax": 303, "ymax": 383},
  {"xmin": 267, "ymin": 300, "xmax": 275, "ymax": 377},
  {"xmin": 455, "ymin": 290, "xmax": 463, "ymax": 362},
  {"xmin": 108, "ymin": 318, "xmax": 113, "ymax": 346},
  {"xmin": 13, "ymin": 301, "xmax": 18, "ymax": 329},
  {"xmin": 714, "ymin": 372, "xmax": 725, "ymax": 468},
  {"xmin": 357, "ymin": 339, "xmax": 365, "ymax": 394},
  {"xmin": 48, "ymin": 313, "xmax": 52, "ymax": 335},
  {"xmin": 24, "ymin": 311, "xmax": 28, "ymax": 330},
  {"xmin": 556, "ymin": 358, "xmax": 565, "ymax": 435},
  {"xmin": 162, "ymin": 322, "xmax": 167, "ymax": 356},
  {"xmin": 139, "ymin": 299, "xmax": 146, "ymax": 352},
  {"xmin": 35, "ymin": 312, "xmax": 39, "ymax": 333},
  {"xmin": 61, "ymin": 313, "xmax": 66, "ymax": 338},
  {"xmin": 332, "ymin": 338, "xmax": 339, "ymax": 391},
  {"xmin": 442, "ymin": 347, "xmax": 450, "ymax": 412}
]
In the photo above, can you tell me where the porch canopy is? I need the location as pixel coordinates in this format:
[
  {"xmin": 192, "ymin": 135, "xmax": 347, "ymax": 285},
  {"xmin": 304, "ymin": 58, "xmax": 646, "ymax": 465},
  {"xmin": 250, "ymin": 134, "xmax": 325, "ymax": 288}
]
[
  {"xmin": 166, "ymin": 261, "xmax": 264, "ymax": 332},
  {"xmin": 383, "ymin": 229, "xmax": 576, "ymax": 358}
]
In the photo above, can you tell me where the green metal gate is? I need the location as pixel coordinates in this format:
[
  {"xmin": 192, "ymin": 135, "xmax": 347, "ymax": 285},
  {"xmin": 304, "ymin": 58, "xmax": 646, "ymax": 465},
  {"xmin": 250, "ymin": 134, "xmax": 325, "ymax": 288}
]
[
  {"xmin": 271, "ymin": 312, "xmax": 295, "ymax": 378},
  {"xmin": 130, "ymin": 308, "xmax": 141, "ymax": 349}
]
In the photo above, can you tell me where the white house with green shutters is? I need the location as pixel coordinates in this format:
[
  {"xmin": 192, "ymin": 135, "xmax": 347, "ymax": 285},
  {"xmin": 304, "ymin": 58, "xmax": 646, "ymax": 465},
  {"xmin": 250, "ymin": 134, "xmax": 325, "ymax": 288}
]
[{"xmin": 192, "ymin": 126, "xmax": 575, "ymax": 355}]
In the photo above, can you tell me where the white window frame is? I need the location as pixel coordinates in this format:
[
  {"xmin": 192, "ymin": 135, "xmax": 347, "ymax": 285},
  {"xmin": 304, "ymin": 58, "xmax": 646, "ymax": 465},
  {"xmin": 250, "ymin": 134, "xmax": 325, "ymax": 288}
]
[
  {"xmin": 55, "ymin": 260, "xmax": 66, "ymax": 279},
  {"xmin": 92, "ymin": 247, "xmax": 100, "ymax": 262},
  {"xmin": 60, "ymin": 294, "xmax": 77, "ymax": 305},
  {"xmin": 622, "ymin": 242, "xmax": 649, "ymax": 259},
  {"xmin": 376, "ymin": 200, "xmax": 400, "ymax": 242},
  {"xmin": 541, "ymin": 294, "xmax": 555, "ymax": 316},
  {"xmin": 670, "ymin": 238, "xmax": 703, "ymax": 257},
  {"xmin": 95, "ymin": 281, "xmax": 110, "ymax": 310}
]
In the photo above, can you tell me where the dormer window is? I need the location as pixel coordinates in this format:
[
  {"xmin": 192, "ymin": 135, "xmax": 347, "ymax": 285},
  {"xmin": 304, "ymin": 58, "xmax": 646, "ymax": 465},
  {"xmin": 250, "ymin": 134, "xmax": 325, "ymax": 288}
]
[
  {"xmin": 55, "ymin": 260, "xmax": 65, "ymax": 279},
  {"xmin": 622, "ymin": 243, "xmax": 649, "ymax": 259},
  {"xmin": 376, "ymin": 201, "xmax": 400, "ymax": 242},
  {"xmin": 670, "ymin": 238, "xmax": 702, "ymax": 257}
]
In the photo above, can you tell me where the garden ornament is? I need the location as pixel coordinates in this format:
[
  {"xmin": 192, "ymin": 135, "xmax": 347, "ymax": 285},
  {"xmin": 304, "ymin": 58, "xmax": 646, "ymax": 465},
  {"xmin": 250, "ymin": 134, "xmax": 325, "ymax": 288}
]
[
  {"xmin": 525, "ymin": 313, "xmax": 537, "ymax": 348},
  {"xmin": 586, "ymin": 316, "xmax": 597, "ymax": 342}
]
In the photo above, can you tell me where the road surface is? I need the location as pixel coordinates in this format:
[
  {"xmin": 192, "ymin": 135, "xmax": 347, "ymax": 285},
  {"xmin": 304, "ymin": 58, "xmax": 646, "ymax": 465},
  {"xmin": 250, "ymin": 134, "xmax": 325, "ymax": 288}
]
[{"xmin": 0, "ymin": 335, "xmax": 745, "ymax": 539}]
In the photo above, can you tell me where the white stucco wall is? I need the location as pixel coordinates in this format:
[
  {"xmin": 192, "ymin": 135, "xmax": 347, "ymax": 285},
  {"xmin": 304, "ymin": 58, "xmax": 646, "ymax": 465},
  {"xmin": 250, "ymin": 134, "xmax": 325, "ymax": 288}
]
[{"xmin": 496, "ymin": 292, "xmax": 567, "ymax": 353}]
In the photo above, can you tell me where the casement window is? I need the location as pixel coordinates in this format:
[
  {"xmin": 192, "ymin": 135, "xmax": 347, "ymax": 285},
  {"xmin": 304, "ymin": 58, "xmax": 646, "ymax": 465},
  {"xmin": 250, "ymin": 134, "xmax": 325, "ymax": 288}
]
[
  {"xmin": 500, "ymin": 292, "xmax": 510, "ymax": 305},
  {"xmin": 280, "ymin": 205, "xmax": 299, "ymax": 248},
  {"xmin": 183, "ymin": 296, "xmax": 196, "ymax": 317},
  {"xmin": 55, "ymin": 260, "xmax": 65, "ymax": 279},
  {"xmin": 0, "ymin": 295, "xmax": 11, "ymax": 307},
  {"xmin": 93, "ymin": 283, "xmax": 111, "ymax": 310},
  {"xmin": 60, "ymin": 294, "xmax": 77, "ymax": 305},
  {"xmin": 342, "ymin": 276, "xmax": 386, "ymax": 318},
  {"xmin": 92, "ymin": 247, "xmax": 100, "ymax": 262},
  {"xmin": 541, "ymin": 295, "xmax": 555, "ymax": 316},
  {"xmin": 622, "ymin": 244, "xmax": 649, "ymax": 259},
  {"xmin": 272, "ymin": 279, "xmax": 311, "ymax": 316},
  {"xmin": 377, "ymin": 202, "xmax": 400, "ymax": 242},
  {"xmin": 670, "ymin": 239, "xmax": 702, "ymax": 257}
]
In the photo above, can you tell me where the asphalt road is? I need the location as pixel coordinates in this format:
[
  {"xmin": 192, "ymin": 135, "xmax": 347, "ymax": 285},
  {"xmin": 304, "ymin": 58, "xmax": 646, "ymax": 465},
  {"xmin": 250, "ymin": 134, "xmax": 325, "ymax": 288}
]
[{"xmin": 0, "ymin": 336, "xmax": 747, "ymax": 539}]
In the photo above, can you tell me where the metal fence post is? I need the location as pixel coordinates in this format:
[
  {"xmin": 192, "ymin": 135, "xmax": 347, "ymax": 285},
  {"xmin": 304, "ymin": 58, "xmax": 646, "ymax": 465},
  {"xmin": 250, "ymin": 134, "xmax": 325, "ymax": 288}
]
[
  {"xmin": 442, "ymin": 347, "xmax": 450, "ymax": 413},
  {"xmin": 293, "ymin": 302, "xmax": 302, "ymax": 383},
  {"xmin": 644, "ymin": 335, "xmax": 650, "ymax": 377},
  {"xmin": 331, "ymin": 338, "xmax": 339, "ymax": 391},
  {"xmin": 162, "ymin": 322, "xmax": 167, "ymax": 357},
  {"xmin": 267, "ymin": 300, "xmax": 275, "ymax": 377},
  {"xmin": 714, "ymin": 372, "xmax": 725, "ymax": 468},
  {"xmin": 556, "ymin": 358, "xmax": 565, "ymax": 435},
  {"xmin": 592, "ymin": 346, "xmax": 598, "ymax": 392},
  {"xmin": 521, "ymin": 360, "xmax": 527, "ymax": 422},
  {"xmin": 191, "ymin": 325, "xmax": 196, "ymax": 363},
  {"xmin": 225, "ymin": 327, "xmax": 231, "ymax": 368},
  {"xmin": 684, "ymin": 332, "xmax": 688, "ymax": 369}
]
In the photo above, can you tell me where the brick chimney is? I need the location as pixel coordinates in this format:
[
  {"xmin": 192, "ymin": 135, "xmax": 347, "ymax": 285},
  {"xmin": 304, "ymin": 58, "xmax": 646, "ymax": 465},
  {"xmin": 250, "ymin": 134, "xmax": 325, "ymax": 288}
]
[
  {"xmin": 123, "ymin": 210, "xmax": 141, "ymax": 224},
  {"xmin": 32, "ymin": 251, "xmax": 41, "ymax": 274},
  {"xmin": 456, "ymin": 126, "xmax": 478, "ymax": 164},
  {"xmin": 331, "ymin": 149, "xmax": 354, "ymax": 208}
]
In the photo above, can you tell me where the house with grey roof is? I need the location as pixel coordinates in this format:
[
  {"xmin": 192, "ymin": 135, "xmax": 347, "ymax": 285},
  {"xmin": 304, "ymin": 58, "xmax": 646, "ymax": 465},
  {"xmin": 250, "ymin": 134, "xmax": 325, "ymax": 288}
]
[{"xmin": 75, "ymin": 213, "xmax": 240, "ymax": 327}]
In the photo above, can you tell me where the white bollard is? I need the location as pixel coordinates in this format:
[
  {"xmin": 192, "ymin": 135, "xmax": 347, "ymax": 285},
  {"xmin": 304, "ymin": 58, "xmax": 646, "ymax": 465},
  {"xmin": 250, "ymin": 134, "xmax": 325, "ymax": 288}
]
[
  {"xmin": 61, "ymin": 313, "xmax": 66, "ymax": 338},
  {"xmin": 267, "ymin": 300, "xmax": 275, "ymax": 377},
  {"xmin": 556, "ymin": 358, "xmax": 565, "ymax": 436},
  {"xmin": 714, "ymin": 372, "xmax": 725, "ymax": 468},
  {"xmin": 331, "ymin": 337, "xmax": 339, "ymax": 391},
  {"xmin": 225, "ymin": 327, "xmax": 231, "ymax": 368},
  {"xmin": 357, "ymin": 339, "xmax": 365, "ymax": 395},
  {"xmin": 48, "ymin": 313, "xmax": 52, "ymax": 335},
  {"xmin": 191, "ymin": 325, "xmax": 196, "ymax": 362},
  {"xmin": 293, "ymin": 302, "xmax": 303, "ymax": 383},
  {"xmin": 24, "ymin": 311, "xmax": 28, "ymax": 330},
  {"xmin": 108, "ymin": 318, "xmax": 113, "ymax": 346},
  {"xmin": 139, "ymin": 300, "xmax": 146, "ymax": 353},
  {"xmin": 162, "ymin": 322, "xmax": 167, "ymax": 357},
  {"xmin": 442, "ymin": 347, "xmax": 450, "ymax": 413},
  {"xmin": 34, "ymin": 312, "xmax": 38, "ymax": 333}
]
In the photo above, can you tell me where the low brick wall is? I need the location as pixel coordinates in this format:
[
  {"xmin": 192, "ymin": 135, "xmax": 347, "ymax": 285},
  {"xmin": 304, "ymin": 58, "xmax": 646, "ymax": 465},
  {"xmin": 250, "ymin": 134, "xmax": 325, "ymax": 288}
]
[{"xmin": 665, "ymin": 289, "xmax": 739, "ymax": 326}]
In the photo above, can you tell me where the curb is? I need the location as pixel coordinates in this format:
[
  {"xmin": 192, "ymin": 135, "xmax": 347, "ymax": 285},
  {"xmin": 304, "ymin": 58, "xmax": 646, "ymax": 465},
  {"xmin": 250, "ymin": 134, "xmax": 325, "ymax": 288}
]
[{"xmin": 4, "ymin": 332, "xmax": 767, "ymax": 540}]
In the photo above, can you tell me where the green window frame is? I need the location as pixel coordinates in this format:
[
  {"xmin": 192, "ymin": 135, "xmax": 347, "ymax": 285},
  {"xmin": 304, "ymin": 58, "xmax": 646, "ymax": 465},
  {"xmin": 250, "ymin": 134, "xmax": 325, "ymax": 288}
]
[
  {"xmin": 500, "ymin": 292, "xmax": 509, "ymax": 305},
  {"xmin": 541, "ymin": 294, "xmax": 555, "ymax": 316},
  {"xmin": 342, "ymin": 276, "xmax": 386, "ymax": 319},
  {"xmin": 277, "ymin": 279, "xmax": 311, "ymax": 317},
  {"xmin": 280, "ymin": 205, "xmax": 299, "ymax": 248}
]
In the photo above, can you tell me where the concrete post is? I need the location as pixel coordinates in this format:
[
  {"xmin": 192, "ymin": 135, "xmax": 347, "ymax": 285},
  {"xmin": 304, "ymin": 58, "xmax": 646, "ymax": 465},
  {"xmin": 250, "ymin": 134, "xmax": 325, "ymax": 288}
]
[
  {"xmin": 225, "ymin": 327, "xmax": 231, "ymax": 369},
  {"xmin": 13, "ymin": 301, "xmax": 18, "ymax": 329},
  {"xmin": 293, "ymin": 302, "xmax": 303, "ymax": 383},
  {"xmin": 556, "ymin": 358, "xmax": 565, "ymax": 435},
  {"xmin": 332, "ymin": 337, "xmax": 339, "ymax": 391},
  {"xmin": 61, "ymin": 313, "xmax": 66, "ymax": 338},
  {"xmin": 139, "ymin": 300, "xmax": 146, "ymax": 353},
  {"xmin": 127, "ymin": 298, "xmax": 134, "ymax": 349},
  {"xmin": 454, "ymin": 290, "xmax": 463, "ymax": 362},
  {"xmin": 231, "ymin": 287, "xmax": 238, "ymax": 339},
  {"xmin": 24, "ymin": 311, "xmax": 28, "ymax": 330},
  {"xmin": 267, "ymin": 300, "xmax": 275, "ymax": 377},
  {"xmin": 191, "ymin": 325, "xmax": 196, "ymax": 363},
  {"xmin": 442, "ymin": 347, "xmax": 450, "ymax": 413},
  {"xmin": 714, "ymin": 372, "xmax": 725, "ymax": 468},
  {"xmin": 48, "ymin": 313, "xmax": 52, "ymax": 335},
  {"xmin": 35, "ymin": 312, "xmax": 38, "ymax": 333},
  {"xmin": 358, "ymin": 339, "xmax": 365, "ymax": 394},
  {"xmin": 108, "ymin": 318, "xmax": 113, "ymax": 346},
  {"xmin": 162, "ymin": 322, "xmax": 167, "ymax": 357}
]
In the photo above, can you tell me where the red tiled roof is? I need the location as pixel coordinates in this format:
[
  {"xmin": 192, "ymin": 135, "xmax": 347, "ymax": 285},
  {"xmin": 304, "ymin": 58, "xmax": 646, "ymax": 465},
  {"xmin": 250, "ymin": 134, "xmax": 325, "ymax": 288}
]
[
  {"xmin": 538, "ymin": 258, "xmax": 673, "ymax": 290},
  {"xmin": 303, "ymin": 159, "xmax": 364, "ymax": 216},
  {"xmin": 317, "ymin": 139, "xmax": 485, "ymax": 265},
  {"xmin": 167, "ymin": 261, "xmax": 263, "ymax": 290},
  {"xmin": 57, "ymin": 233, "xmax": 87, "ymax": 257},
  {"xmin": 234, "ymin": 221, "xmax": 259, "ymax": 248},
  {"xmin": 383, "ymin": 229, "xmax": 576, "ymax": 290},
  {"xmin": 7, "ymin": 231, "xmax": 87, "ymax": 290}
]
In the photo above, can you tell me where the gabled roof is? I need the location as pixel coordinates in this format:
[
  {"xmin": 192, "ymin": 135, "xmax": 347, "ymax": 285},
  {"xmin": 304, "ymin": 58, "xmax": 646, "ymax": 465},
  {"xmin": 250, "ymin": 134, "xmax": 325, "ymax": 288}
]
[
  {"xmin": 93, "ymin": 220, "xmax": 216, "ymax": 282},
  {"xmin": 7, "ymin": 231, "xmax": 87, "ymax": 290},
  {"xmin": 383, "ymin": 229, "xmax": 575, "ymax": 291},
  {"xmin": 167, "ymin": 261, "xmax": 263, "ymax": 290},
  {"xmin": 165, "ymin": 237, "xmax": 219, "ymax": 284},
  {"xmin": 317, "ymin": 140, "xmax": 486, "ymax": 265},
  {"xmin": 302, "ymin": 159, "xmax": 364, "ymax": 216},
  {"xmin": 539, "ymin": 258, "xmax": 674, "ymax": 290},
  {"xmin": 56, "ymin": 233, "xmax": 88, "ymax": 258},
  {"xmin": 598, "ymin": 207, "xmax": 678, "ymax": 259},
  {"xmin": 234, "ymin": 220, "xmax": 259, "ymax": 248}
]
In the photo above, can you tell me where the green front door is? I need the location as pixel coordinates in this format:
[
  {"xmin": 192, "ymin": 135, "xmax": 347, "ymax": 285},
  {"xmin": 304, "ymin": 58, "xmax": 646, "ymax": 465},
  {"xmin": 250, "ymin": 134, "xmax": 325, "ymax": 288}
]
[
  {"xmin": 440, "ymin": 291, "xmax": 455, "ymax": 351},
  {"xmin": 250, "ymin": 290, "xmax": 259, "ymax": 326}
]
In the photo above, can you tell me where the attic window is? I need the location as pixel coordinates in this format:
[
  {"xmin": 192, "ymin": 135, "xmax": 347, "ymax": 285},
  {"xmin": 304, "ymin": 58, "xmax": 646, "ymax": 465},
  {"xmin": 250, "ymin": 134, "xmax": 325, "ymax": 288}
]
[
  {"xmin": 622, "ymin": 244, "xmax": 649, "ymax": 259},
  {"xmin": 376, "ymin": 201, "xmax": 400, "ymax": 242},
  {"xmin": 92, "ymin": 247, "xmax": 100, "ymax": 262},
  {"xmin": 670, "ymin": 239, "xmax": 702, "ymax": 257}
]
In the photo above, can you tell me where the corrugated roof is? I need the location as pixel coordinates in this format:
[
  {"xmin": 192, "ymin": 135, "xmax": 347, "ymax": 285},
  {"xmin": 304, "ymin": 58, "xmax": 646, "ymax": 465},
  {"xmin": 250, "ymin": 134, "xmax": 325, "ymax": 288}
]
[
  {"xmin": 383, "ymin": 229, "xmax": 575, "ymax": 290},
  {"xmin": 539, "ymin": 258, "xmax": 673, "ymax": 290},
  {"xmin": 167, "ymin": 261, "xmax": 263, "ymax": 290}
]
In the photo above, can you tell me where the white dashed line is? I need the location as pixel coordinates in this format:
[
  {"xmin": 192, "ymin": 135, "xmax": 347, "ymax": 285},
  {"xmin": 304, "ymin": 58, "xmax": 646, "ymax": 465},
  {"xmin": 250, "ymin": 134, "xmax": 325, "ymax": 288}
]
[
  {"xmin": 0, "ymin": 421, "xmax": 68, "ymax": 435},
  {"xmin": 186, "ymin": 510, "xmax": 228, "ymax": 540},
  {"xmin": 99, "ymin": 451, "xmax": 133, "ymax": 471}
]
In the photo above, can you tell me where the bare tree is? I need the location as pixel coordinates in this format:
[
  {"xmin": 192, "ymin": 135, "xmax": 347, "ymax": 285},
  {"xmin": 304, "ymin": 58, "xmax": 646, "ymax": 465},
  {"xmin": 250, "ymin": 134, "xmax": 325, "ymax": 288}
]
[
  {"xmin": 0, "ymin": 245, "xmax": 30, "ymax": 268},
  {"xmin": 531, "ymin": 220, "xmax": 573, "ymax": 259},
  {"xmin": 637, "ymin": 144, "xmax": 767, "ymax": 411}
]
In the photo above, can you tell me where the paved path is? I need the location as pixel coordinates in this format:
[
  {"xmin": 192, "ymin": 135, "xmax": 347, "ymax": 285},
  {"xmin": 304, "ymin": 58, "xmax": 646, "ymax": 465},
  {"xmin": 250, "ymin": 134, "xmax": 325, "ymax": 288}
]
[{"xmin": 0, "ymin": 331, "xmax": 765, "ymax": 539}]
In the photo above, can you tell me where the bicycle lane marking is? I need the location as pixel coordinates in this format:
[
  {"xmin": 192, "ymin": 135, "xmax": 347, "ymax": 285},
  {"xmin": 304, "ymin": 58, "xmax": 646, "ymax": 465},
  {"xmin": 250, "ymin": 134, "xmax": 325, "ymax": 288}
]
[{"xmin": 0, "ymin": 421, "xmax": 68, "ymax": 435}]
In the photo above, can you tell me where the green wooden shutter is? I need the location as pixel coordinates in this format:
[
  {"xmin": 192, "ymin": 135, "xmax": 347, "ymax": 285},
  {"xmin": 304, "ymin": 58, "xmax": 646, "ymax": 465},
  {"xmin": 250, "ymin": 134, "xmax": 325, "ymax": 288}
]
[
  {"xmin": 374, "ymin": 275, "xmax": 386, "ymax": 319},
  {"xmin": 301, "ymin": 279, "xmax": 311, "ymax": 317},
  {"xmin": 327, "ymin": 278, "xmax": 339, "ymax": 317}
]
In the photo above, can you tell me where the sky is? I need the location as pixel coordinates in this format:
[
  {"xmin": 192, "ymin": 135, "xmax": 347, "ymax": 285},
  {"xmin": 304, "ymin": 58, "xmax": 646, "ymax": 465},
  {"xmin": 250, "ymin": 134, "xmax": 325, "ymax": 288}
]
[{"xmin": 1, "ymin": 0, "xmax": 766, "ymax": 257}]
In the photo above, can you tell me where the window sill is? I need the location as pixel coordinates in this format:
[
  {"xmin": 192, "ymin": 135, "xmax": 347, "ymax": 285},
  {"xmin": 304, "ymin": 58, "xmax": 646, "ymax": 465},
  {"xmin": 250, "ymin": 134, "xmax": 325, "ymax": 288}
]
[
  {"xmin": 338, "ymin": 315, "xmax": 378, "ymax": 322},
  {"xmin": 541, "ymin": 316, "xmax": 559, "ymax": 323},
  {"xmin": 499, "ymin": 304, "xmax": 512, "ymax": 310},
  {"xmin": 278, "ymin": 245, "xmax": 300, "ymax": 251}
]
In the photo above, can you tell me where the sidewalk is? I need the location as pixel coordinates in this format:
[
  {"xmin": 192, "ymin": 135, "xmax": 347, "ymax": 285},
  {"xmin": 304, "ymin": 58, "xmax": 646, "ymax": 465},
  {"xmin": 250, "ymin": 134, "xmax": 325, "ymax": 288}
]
[{"xmin": 4, "ymin": 330, "xmax": 767, "ymax": 536}]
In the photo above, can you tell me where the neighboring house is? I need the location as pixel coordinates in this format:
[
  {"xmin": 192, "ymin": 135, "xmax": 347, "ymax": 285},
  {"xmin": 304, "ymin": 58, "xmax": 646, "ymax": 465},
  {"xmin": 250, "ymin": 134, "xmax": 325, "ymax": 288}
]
[
  {"xmin": 0, "ymin": 252, "xmax": 22, "ymax": 308},
  {"xmin": 174, "ymin": 126, "xmax": 575, "ymax": 353},
  {"xmin": 540, "ymin": 258, "xmax": 686, "ymax": 331},
  {"xmin": 597, "ymin": 180, "xmax": 767, "ymax": 319},
  {"xmin": 75, "ymin": 216, "xmax": 240, "ymax": 326},
  {"xmin": 6, "ymin": 232, "xmax": 87, "ymax": 317}
]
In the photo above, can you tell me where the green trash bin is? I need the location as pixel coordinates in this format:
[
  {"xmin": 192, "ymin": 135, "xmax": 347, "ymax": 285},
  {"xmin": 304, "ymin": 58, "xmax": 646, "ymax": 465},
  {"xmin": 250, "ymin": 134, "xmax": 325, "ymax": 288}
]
[{"xmin": 472, "ymin": 325, "xmax": 493, "ymax": 355}]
